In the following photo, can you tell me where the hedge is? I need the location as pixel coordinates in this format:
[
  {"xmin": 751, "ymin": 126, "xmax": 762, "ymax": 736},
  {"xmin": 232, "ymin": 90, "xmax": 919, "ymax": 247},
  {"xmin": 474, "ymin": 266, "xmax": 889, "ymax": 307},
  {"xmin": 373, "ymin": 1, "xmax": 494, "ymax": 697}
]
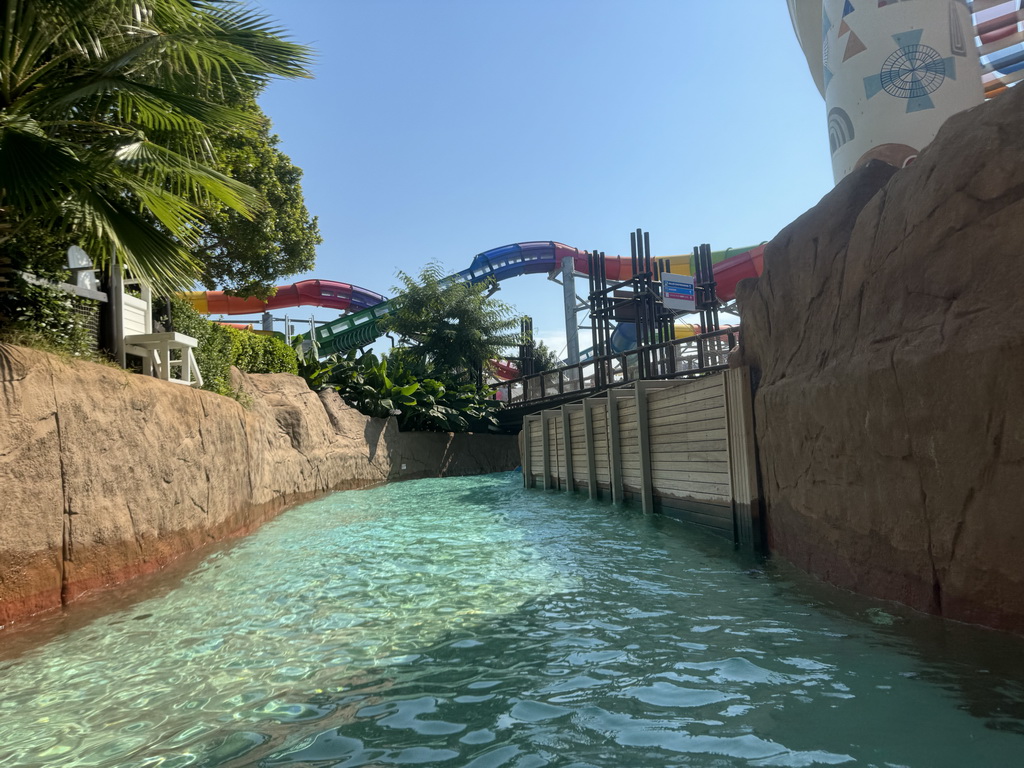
[{"xmin": 165, "ymin": 297, "xmax": 298, "ymax": 395}]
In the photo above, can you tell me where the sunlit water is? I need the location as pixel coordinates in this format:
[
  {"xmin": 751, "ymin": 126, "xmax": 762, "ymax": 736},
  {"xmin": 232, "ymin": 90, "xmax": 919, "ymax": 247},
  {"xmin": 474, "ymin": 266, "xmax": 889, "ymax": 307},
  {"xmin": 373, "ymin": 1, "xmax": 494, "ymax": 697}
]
[{"xmin": 2, "ymin": 473, "xmax": 1024, "ymax": 767}]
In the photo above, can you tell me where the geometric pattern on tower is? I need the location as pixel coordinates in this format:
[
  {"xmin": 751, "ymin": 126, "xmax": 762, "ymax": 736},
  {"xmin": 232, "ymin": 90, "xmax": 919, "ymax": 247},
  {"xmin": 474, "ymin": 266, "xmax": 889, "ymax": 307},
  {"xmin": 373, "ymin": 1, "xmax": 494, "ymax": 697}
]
[{"xmin": 863, "ymin": 29, "xmax": 958, "ymax": 112}]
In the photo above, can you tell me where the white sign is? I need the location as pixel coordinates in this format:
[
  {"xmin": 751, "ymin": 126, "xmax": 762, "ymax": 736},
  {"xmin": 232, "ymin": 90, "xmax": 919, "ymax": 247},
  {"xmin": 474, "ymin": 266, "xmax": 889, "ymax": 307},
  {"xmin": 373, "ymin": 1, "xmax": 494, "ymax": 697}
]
[{"xmin": 661, "ymin": 273, "xmax": 696, "ymax": 312}]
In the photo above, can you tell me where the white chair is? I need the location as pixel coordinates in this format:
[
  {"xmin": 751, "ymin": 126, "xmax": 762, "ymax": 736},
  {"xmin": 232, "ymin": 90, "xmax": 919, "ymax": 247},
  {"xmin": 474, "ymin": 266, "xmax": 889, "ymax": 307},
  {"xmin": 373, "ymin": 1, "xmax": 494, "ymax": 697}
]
[{"xmin": 113, "ymin": 272, "xmax": 203, "ymax": 387}]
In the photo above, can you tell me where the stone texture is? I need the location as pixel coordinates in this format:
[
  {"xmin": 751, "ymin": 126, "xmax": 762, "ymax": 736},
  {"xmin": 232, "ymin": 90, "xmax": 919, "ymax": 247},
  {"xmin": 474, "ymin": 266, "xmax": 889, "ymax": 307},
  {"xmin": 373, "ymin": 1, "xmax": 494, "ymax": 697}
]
[
  {"xmin": 735, "ymin": 85, "xmax": 1024, "ymax": 634},
  {"xmin": 0, "ymin": 346, "xmax": 519, "ymax": 627}
]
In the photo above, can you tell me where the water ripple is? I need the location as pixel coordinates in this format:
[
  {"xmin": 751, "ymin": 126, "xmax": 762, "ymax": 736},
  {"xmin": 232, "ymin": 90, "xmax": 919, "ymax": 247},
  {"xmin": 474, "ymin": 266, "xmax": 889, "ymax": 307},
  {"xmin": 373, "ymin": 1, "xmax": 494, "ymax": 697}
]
[{"xmin": 0, "ymin": 474, "xmax": 1023, "ymax": 767}]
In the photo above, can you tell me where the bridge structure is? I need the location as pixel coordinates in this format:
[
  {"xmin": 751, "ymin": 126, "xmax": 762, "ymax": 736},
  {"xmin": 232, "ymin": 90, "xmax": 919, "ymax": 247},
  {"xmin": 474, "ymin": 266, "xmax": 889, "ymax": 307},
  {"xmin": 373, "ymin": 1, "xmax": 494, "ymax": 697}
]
[{"xmin": 493, "ymin": 327, "xmax": 739, "ymax": 430}]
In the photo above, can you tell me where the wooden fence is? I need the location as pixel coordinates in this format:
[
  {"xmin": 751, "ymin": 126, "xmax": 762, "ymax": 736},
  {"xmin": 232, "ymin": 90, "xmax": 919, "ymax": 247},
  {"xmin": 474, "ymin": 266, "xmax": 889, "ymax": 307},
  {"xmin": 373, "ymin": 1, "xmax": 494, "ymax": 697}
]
[{"xmin": 521, "ymin": 367, "xmax": 761, "ymax": 549}]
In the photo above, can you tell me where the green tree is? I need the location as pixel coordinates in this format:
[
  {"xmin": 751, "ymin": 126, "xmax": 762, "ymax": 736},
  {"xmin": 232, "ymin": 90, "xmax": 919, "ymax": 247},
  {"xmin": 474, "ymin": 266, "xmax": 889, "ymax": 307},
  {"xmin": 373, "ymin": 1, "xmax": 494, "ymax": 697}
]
[
  {"xmin": 0, "ymin": 0, "xmax": 311, "ymax": 293},
  {"xmin": 194, "ymin": 96, "xmax": 321, "ymax": 299},
  {"xmin": 531, "ymin": 339, "xmax": 562, "ymax": 372},
  {"xmin": 381, "ymin": 263, "xmax": 522, "ymax": 387}
]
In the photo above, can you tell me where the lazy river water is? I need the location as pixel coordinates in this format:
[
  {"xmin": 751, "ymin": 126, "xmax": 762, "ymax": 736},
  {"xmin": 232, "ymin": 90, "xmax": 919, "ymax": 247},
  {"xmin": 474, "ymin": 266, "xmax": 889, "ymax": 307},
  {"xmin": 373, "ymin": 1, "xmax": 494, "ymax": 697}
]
[{"xmin": 1, "ymin": 472, "xmax": 1023, "ymax": 767}]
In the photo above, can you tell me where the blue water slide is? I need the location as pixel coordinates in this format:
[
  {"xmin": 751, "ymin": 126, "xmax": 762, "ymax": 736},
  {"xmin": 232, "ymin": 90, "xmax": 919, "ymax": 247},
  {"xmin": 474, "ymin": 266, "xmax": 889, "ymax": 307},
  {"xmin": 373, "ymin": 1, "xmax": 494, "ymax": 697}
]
[{"xmin": 456, "ymin": 241, "xmax": 583, "ymax": 284}]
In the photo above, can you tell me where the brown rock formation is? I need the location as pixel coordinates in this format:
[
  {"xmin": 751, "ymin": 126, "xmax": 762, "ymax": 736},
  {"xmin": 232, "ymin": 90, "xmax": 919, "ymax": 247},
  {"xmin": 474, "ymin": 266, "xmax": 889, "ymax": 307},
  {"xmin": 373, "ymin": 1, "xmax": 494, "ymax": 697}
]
[
  {"xmin": 0, "ymin": 346, "xmax": 519, "ymax": 627},
  {"xmin": 736, "ymin": 85, "xmax": 1024, "ymax": 633}
]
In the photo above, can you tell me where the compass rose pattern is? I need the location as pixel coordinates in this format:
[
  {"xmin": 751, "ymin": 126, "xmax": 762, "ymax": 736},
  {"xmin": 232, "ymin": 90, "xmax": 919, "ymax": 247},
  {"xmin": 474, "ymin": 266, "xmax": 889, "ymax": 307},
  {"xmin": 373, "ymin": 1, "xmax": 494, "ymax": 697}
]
[{"xmin": 864, "ymin": 29, "xmax": 959, "ymax": 112}]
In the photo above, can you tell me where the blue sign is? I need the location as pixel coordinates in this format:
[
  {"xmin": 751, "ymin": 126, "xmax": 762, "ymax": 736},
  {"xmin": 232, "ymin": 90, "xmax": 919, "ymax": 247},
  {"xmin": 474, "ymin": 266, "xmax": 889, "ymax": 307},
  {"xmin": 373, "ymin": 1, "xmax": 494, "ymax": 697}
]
[{"xmin": 661, "ymin": 274, "xmax": 696, "ymax": 312}]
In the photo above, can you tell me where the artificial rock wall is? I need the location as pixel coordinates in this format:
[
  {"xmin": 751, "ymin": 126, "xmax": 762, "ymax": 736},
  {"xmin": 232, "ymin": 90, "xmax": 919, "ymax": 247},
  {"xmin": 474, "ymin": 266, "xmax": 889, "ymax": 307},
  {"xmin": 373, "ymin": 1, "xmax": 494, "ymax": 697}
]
[
  {"xmin": 0, "ymin": 346, "xmax": 519, "ymax": 627},
  {"xmin": 735, "ymin": 85, "xmax": 1024, "ymax": 633}
]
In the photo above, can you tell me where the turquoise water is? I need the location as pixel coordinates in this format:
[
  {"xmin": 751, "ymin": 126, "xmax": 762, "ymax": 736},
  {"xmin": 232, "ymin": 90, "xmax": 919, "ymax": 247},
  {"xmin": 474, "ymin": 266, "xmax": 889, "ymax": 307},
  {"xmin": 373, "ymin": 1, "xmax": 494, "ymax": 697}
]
[{"xmin": 1, "ymin": 473, "xmax": 1023, "ymax": 767}]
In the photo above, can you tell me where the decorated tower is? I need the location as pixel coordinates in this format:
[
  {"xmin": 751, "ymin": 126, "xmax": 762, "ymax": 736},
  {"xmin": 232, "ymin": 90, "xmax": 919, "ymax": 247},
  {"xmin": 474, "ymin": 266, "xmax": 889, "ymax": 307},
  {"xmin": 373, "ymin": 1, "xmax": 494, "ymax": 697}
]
[{"xmin": 788, "ymin": 0, "xmax": 985, "ymax": 183}]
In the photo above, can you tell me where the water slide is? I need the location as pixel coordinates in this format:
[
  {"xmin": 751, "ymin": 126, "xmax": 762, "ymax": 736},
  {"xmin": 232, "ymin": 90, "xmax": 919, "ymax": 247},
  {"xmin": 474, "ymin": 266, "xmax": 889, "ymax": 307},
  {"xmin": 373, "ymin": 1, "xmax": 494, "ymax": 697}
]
[
  {"xmin": 975, "ymin": 1, "xmax": 1024, "ymax": 97},
  {"xmin": 184, "ymin": 280, "xmax": 386, "ymax": 316},
  {"xmin": 183, "ymin": 241, "xmax": 766, "ymax": 358}
]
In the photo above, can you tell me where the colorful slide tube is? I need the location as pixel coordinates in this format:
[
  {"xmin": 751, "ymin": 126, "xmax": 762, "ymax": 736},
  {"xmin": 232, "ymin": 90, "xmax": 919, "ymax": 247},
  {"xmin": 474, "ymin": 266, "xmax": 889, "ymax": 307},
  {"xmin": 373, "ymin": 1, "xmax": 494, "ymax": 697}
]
[
  {"xmin": 185, "ymin": 241, "xmax": 766, "ymax": 359},
  {"xmin": 184, "ymin": 279, "xmax": 386, "ymax": 316},
  {"xmin": 976, "ymin": 1, "xmax": 1024, "ymax": 97}
]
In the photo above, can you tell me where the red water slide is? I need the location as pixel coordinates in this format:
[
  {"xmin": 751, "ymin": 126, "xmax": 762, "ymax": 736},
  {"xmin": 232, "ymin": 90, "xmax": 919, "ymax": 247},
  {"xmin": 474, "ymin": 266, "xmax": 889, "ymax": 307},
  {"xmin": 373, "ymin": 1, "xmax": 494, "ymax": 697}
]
[
  {"xmin": 184, "ymin": 280, "xmax": 386, "ymax": 316},
  {"xmin": 713, "ymin": 244, "xmax": 766, "ymax": 302}
]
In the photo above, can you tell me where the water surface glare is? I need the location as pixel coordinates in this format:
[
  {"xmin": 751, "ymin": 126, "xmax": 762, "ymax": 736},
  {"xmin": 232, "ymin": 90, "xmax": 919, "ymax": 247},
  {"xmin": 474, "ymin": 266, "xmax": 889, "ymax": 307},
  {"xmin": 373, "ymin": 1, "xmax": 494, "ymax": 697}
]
[{"xmin": 2, "ymin": 472, "xmax": 1023, "ymax": 767}]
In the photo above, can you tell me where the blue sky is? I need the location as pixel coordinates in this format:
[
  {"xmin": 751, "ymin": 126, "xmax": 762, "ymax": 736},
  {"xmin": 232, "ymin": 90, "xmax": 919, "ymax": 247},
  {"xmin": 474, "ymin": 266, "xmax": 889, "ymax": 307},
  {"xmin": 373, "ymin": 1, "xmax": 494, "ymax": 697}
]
[{"xmin": 251, "ymin": 0, "xmax": 834, "ymax": 354}]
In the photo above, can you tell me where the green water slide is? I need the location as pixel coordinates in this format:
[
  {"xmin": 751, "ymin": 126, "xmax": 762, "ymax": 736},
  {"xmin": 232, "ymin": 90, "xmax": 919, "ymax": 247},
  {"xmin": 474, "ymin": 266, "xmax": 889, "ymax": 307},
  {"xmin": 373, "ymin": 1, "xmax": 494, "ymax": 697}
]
[{"xmin": 310, "ymin": 300, "xmax": 394, "ymax": 355}]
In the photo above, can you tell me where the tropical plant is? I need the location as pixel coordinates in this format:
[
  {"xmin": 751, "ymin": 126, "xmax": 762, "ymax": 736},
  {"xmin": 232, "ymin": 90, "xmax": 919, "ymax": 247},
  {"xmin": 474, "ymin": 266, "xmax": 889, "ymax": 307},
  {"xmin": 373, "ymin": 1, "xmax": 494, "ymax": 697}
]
[
  {"xmin": 380, "ymin": 263, "xmax": 522, "ymax": 388},
  {"xmin": 0, "ymin": 0, "xmax": 311, "ymax": 293},
  {"xmin": 300, "ymin": 347, "xmax": 502, "ymax": 433}
]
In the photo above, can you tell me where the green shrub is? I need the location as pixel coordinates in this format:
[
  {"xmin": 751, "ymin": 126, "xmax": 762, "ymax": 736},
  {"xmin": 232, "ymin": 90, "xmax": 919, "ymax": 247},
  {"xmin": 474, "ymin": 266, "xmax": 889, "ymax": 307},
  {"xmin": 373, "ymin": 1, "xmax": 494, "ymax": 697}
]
[
  {"xmin": 0, "ymin": 275, "xmax": 97, "ymax": 356},
  {"xmin": 227, "ymin": 326, "xmax": 298, "ymax": 375},
  {"xmin": 162, "ymin": 297, "xmax": 298, "ymax": 395},
  {"xmin": 298, "ymin": 348, "xmax": 501, "ymax": 433},
  {"xmin": 0, "ymin": 229, "xmax": 97, "ymax": 356}
]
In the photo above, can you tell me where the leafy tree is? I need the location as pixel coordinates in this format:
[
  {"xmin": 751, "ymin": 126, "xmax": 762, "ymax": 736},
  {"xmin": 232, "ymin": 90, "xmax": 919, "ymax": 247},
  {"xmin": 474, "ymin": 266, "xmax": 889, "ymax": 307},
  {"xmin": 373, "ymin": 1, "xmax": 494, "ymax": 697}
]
[
  {"xmin": 0, "ymin": 0, "xmax": 311, "ymax": 293},
  {"xmin": 531, "ymin": 339, "xmax": 563, "ymax": 372},
  {"xmin": 194, "ymin": 96, "xmax": 321, "ymax": 299},
  {"xmin": 381, "ymin": 263, "xmax": 522, "ymax": 387}
]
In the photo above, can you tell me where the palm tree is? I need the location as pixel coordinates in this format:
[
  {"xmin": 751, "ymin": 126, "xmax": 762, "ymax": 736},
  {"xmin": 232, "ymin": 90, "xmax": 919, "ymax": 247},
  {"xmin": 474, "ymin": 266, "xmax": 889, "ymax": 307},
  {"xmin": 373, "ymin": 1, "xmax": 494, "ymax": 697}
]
[
  {"xmin": 0, "ymin": 0, "xmax": 311, "ymax": 291},
  {"xmin": 383, "ymin": 263, "xmax": 523, "ymax": 388}
]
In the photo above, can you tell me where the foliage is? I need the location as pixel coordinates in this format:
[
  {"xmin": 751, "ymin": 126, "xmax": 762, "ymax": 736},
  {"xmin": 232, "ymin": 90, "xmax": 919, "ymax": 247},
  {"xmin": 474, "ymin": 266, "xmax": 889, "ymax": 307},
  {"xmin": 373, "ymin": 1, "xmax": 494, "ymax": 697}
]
[
  {"xmin": 162, "ymin": 297, "xmax": 235, "ymax": 394},
  {"xmin": 380, "ymin": 263, "xmax": 522, "ymax": 388},
  {"xmin": 531, "ymin": 340, "xmax": 563, "ymax": 373},
  {"xmin": 194, "ymin": 97, "xmax": 321, "ymax": 299},
  {"xmin": 0, "ymin": 0, "xmax": 312, "ymax": 293},
  {"xmin": 0, "ymin": 278, "xmax": 95, "ymax": 355},
  {"xmin": 298, "ymin": 347, "xmax": 502, "ymax": 433},
  {"xmin": 0, "ymin": 225, "xmax": 95, "ymax": 353},
  {"xmin": 161, "ymin": 296, "xmax": 298, "ymax": 395},
  {"xmin": 229, "ymin": 326, "xmax": 298, "ymax": 375}
]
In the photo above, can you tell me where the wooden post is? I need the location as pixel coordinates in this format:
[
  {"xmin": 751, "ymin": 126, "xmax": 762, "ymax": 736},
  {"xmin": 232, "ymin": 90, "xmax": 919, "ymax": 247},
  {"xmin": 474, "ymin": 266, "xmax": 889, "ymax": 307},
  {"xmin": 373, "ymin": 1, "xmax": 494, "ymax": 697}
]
[
  {"xmin": 522, "ymin": 415, "xmax": 538, "ymax": 488},
  {"xmin": 541, "ymin": 411, "xmax": 552, "ymax": 490},
  {"xmin": 583, "ymin": 398, "xmax": 599, "ymax": 499},
  {"xmin": 561, "ymin": 406, "xmax": 574, "ymax": 494},
  {"xmin": 607, "ymin": 388, "xmax": 634, "ymax": 504},
  {"xmin": 635, "ymin": 381, "xmax": 675, "ymax": 515},
  {"xmin": 725, "ymin": 366, "xmax": 762, "ymax": 550}
]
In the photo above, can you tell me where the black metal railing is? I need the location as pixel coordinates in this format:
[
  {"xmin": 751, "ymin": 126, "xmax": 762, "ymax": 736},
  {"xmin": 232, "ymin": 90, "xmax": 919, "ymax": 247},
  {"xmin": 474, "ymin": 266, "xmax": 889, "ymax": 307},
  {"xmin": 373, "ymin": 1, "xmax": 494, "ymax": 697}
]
[{"xmin": 495, "ymin": 327, "xmax": 739, "ymax": 408}]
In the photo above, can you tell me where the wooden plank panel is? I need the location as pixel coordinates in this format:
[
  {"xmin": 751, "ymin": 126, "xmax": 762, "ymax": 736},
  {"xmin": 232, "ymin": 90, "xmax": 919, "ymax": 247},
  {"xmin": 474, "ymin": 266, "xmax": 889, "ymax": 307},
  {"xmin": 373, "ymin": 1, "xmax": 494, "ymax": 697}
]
[
  {"xmin": 571, "ymin": 444, "xmax": 587, "ymax": 484},
  {"xmin": 647, "ymin": 375, "xmax": 722, "ymax": 404},
  {"xmin": 648, "ymin": 414, "xmax": 727, "ymax": 436},
  {"xmin": 653, "ymin": 472, "xmax": 731, "ymax": 487},
  {"xmin": 657, "ymin": 505, "xmax": 734, "ymax": 536},
  {"xmin": 530, "ymin": 420, "xmax": 544, "ymax": 485},
  {"xmin": 654, "ymin": 483, "xmax": 731, "ymax": 501},
  {"xmin": 651, "ymin": 460, "xmax": 733, "ymax": 473},
  {"xmin": 647, "ymin": 387, "xmax": 724, "ymax": 413},
  {"xmin": 648, "ymin": 407, "xmax": 726, "ymax": 430},
  {"xmin": 647, "ymin": 405, "xmax": 726, "ymax": 428},
  {"xmin": 649, "ymin": 438, "xmax": 728, "ymax": 454},
  {"xmin": 650, "ymin": 461, "xmax": 729, "ymax": 475},
  {"xmin": 653, "ymin": 473, "xmax": 731, "ymax": 490},
  {"xmin": 647, "ymin": 396, "xmax": 723, "ymax": 417}
]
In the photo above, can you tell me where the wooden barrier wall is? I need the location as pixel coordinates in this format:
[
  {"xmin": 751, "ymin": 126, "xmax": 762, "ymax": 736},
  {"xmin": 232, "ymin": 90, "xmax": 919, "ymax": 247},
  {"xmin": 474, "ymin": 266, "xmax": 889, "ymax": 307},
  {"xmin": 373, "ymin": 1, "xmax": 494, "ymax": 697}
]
[{"xmin": 522, "ymin": 368, "xmax": 762, "ymax": 549}]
